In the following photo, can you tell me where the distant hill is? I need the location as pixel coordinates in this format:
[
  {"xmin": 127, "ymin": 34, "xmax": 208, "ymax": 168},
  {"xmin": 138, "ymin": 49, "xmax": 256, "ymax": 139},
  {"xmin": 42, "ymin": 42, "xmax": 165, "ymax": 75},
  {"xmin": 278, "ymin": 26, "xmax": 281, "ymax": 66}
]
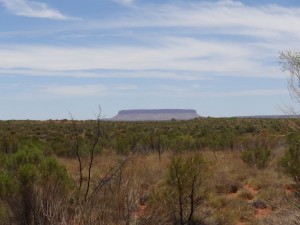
[{"xmin": 110, "ymin": 109, "xmax": 200, "ymax": 121}]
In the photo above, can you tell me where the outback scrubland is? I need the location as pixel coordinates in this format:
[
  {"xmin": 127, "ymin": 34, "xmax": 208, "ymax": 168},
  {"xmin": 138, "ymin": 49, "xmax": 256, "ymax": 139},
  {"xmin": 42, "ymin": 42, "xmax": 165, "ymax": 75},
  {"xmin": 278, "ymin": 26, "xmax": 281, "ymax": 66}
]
[{"xmin": 0, "ymin": 117, "xmax": 299, "ymax": 225}]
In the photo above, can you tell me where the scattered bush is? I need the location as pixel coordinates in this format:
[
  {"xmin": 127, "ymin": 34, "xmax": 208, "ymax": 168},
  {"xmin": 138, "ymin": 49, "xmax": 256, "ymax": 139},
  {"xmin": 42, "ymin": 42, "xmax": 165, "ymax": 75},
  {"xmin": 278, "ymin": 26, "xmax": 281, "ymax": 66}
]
[
  {"xmin": 241, "ymin": 147, "xmax": 272, "ymax": 169},
  {"xmin": 281, "ymin": 133, "xmax": 300, "ymax": 194}
]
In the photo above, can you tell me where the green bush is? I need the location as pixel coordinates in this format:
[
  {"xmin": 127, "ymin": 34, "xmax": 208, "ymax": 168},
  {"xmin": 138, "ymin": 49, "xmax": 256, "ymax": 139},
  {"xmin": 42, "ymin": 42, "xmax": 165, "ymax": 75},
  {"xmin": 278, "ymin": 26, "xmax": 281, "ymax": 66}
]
[
  {"xmin": 166, "ymin": 154, "xmax": 209, "ymax": 225},
  {"xmin": 0, "ymin": 171, "xmax": 18, "ymax": 198},
  {"xmin": 241, "ymin": 147, "xmax": 272, "ymax": 169},
  {"xmin": 0, "ymin": 142, "xmax": 73, "ymax": 224},
  {"xmin": 281, "ymin": 134, "xmax": 300, "ymax": 193}
]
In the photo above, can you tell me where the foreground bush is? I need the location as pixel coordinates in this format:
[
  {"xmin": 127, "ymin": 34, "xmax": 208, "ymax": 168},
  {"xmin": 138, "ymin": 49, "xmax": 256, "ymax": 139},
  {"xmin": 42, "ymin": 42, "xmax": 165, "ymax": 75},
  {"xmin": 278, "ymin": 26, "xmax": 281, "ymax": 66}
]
[
  {"xmin": 166, "ymin": 154, "xmax": 209, "ymax": 225},
  {"xmin": 138, "ymin": 154, "xmax": 209, "ymax": 225},
  {"xmin": 281, "ymin": 133, "xmax": 300, "ymax": 194},
  {"xmin": 0, "ymin": 142, "xmax": 73, "ymax": 225}
]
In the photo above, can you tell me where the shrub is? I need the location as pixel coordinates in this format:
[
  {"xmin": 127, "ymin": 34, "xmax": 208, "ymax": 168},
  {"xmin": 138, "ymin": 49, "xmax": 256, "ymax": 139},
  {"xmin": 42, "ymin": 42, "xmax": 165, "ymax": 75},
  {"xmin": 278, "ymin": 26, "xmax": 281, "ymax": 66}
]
[
  {"xmin": 0, "ymin": 142, "xmax": 73, "ymax": 224},
  {"xmin": 281, "ymin": 133, "xmax": 300, "ymax": 194},
  {"xmin": 166, "ymin": 154, "xmax": 209, "ymax": 225},
  {"xmin": 241, "ymin": 147, "xmax": 272, "ymax": 169}
]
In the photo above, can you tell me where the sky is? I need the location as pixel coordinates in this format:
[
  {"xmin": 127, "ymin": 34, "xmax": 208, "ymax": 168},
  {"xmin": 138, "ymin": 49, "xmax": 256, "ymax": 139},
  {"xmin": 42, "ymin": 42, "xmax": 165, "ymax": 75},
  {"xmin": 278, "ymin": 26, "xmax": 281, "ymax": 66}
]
[{"xmin": 0, "ymin": 0, "xmax": 300, "ymax": 120}]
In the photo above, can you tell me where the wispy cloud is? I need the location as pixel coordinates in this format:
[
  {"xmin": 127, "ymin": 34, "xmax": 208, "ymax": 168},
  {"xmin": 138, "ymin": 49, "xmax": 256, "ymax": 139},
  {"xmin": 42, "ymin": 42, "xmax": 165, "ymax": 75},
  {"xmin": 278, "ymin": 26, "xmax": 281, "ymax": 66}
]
[
  {"xmin": 1, "ymin": 1, "xmax": 299, "ymax": 76},
  {"xmin": 0, "ymin": 0, "xmax": 74, "ymax": 20},
  {"xmin": 42, "ymin": 84, "xmax": 138, "ymax": 97},
  {"xmin": 204, "ymin": 89, "xmax": 289, "ymax": 98},
  {"xmin": 44, "ymin": 84, "xmax": 108, "ymax": 96},
  {"xmin": 0, "ymin": 67, "xmax": 211, "ymax": 81},
  {"xmin": 147, "ymin": 86, "xmax": 289, "ymax": 98},
  {"xmin": 84, "ymin": 1, "xmax": 300, "ymax": 42},
  {"xmin": 0, "ymin": 36, "xmax": 283, "ymax": 79},
  {"xmin": 113, "ymin": 0, "xmax": 135, "ymax": 5}
]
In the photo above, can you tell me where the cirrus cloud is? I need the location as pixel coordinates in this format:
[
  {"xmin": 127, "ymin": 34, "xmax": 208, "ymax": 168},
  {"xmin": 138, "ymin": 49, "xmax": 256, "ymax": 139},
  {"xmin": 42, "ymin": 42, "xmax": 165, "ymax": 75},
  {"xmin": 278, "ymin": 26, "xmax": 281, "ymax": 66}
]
[{"xmin": 0, "ymin": 0, "xmax": 75, "ymax": 20}]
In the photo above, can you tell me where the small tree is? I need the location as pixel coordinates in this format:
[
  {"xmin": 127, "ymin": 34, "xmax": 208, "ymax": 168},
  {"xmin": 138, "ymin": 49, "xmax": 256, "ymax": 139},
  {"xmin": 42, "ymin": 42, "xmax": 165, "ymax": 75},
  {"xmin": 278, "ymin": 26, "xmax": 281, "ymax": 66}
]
[
  {"xmin": 149, "ymin": 131, "xmax": 165, "ymax": 161},
  {"xmin": 166, "ymin": 154, "xmax": 208, "ymax": 225},
  {"xmin": 279, "ymin": 51, "xmax": 300, "ymax": 193},
  {"xmin": 279, "ymin": 51, "xmax": 300, "ymax": 104}
]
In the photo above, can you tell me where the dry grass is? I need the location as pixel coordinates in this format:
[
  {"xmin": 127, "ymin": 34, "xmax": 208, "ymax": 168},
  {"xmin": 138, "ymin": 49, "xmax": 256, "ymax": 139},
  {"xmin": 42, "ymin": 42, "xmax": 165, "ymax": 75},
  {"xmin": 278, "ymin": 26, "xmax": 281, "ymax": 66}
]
[{"xmin": 55, "ymin": 147, "xmax": 298, "ymax": 225}]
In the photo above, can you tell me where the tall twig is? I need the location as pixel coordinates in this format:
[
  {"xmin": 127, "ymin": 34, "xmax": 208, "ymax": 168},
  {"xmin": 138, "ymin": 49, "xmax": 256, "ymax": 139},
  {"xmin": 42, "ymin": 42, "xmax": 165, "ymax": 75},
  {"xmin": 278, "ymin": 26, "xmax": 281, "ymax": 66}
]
[
  {"xmin": 84, "ymin": 106, "xmax": 102, "ymax": 202},
  {"xmin": 87, "ymin": 141, "xmax": 138, "ymax": 204},
  {"xmin": 70, "ymin": 113, "xmax": 83, "ymax": 192}
]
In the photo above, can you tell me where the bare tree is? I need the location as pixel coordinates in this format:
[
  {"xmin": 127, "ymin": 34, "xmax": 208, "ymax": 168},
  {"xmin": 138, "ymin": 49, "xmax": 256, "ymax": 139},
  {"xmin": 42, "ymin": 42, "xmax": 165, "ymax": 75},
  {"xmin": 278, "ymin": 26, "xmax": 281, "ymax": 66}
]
[
  {"xmin": 278, "ymin": 50, "xmax": 300, "ymax": 199},
  {"xmin": 70, "ymin": 113, "xmax": 84, "ymax": 193},
  {"xmin": 70, "ymin": 107, "xmax": 139, "ymax": 224},
  {"xmin": 279, "ymin": 51, "xmax": 300, "ymax": 104},
  {"xmin": 149, "ymin": 131, "xmax": 165, "ymax": 161}
]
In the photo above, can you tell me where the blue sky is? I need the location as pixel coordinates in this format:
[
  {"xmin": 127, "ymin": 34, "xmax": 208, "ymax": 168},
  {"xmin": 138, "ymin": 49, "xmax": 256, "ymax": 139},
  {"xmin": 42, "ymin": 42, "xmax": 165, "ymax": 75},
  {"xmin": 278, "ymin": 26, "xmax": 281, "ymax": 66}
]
[{"xmin": 0, "ymin": 0, "xmax": 299, "ymax": 119}]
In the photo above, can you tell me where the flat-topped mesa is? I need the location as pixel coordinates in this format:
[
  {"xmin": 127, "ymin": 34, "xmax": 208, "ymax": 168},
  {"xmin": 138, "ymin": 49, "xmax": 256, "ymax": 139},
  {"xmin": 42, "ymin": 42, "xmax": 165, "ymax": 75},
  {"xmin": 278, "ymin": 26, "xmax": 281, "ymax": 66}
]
[{"xmin": 111, "ymin": 109, "xmax": 200, "ymax": 121}]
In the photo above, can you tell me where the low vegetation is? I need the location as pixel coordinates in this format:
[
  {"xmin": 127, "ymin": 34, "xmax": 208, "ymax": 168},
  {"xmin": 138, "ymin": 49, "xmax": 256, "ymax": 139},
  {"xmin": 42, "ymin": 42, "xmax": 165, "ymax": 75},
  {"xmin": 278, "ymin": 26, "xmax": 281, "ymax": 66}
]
[{"xmin": 0, "ymin": 117, "xmax": 299, "ymax": 225}]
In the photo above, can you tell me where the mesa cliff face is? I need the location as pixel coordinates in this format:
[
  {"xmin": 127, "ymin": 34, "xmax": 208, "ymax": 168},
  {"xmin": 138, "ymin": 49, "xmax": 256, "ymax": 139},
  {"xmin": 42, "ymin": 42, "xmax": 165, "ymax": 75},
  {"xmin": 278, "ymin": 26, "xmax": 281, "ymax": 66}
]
[{"xmin": 111, "ymin": 109, "xmax": 199, "ymax": 121}]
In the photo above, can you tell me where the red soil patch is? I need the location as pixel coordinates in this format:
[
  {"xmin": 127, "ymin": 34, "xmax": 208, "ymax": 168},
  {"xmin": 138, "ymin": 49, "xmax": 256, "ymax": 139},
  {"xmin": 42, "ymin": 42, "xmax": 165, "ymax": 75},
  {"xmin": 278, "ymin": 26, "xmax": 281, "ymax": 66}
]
[
  {"xmin": 227, "ymin": 192, "xmax": 239, "ymax": 198},
  {"xmin": 236, "ymin": 222, "xmax": 247, "ymax": 225},
  {"xmin": 134, "ymin": 205, "xmax": 147, "ymax": 219},
  {"xmin": 285, "ymin": 187, "xmax": 295, "ymax": 195},
  {"xmin": 227, "ymin": 183, "xmax": 272, "ymax": 223},
  {"xmin": 227, "ymin": 183, "xmax": 257, "ymax": 200},
  {"xmin": 244, "ymin": 184, "xmax": 258, "ymax": 196},
  {"xmin": 255, "ymin": 208, "xmax": 272, "ymax": 219}
]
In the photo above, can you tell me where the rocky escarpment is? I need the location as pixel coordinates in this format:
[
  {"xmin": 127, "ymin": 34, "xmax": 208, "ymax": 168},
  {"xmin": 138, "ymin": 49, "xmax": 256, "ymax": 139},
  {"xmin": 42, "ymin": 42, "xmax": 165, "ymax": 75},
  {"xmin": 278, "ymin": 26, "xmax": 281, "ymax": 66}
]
[{"xmin": 111, "ymin": 109, "xmax": 200, "ymax": 121}]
